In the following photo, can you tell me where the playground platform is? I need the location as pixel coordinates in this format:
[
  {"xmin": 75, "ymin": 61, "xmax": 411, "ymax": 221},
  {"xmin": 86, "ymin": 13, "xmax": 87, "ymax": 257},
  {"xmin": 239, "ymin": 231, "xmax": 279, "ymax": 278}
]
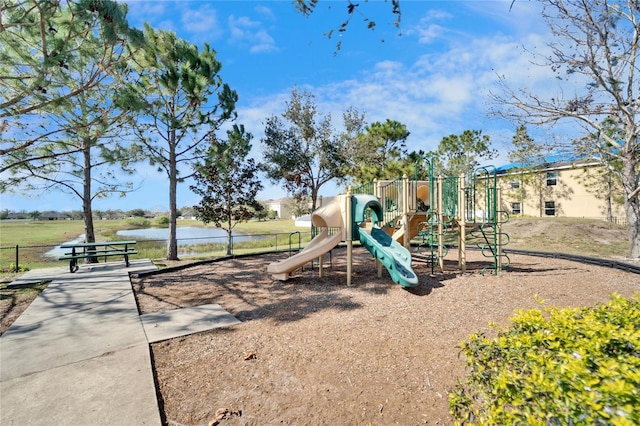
[{"xmin": 0, "ymin": 259, "xmax": 240, "ymax": 425}]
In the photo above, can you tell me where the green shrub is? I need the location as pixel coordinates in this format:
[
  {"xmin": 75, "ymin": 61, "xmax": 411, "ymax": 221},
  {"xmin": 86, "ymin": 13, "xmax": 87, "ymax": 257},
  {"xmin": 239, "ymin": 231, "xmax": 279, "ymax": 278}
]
[
  {"xmin": 450, "ymin": 293, "xmax": 640, "ymax": 425},
  {"xmin": 125, "ymin": 217, "xmax": 150, "ymax": 228},
  {"xmin": 1, "ymin": 263, "xmax": 30, "ymax": 273},
  {"xmin": 155, "ymin": 216, "xmax": 170, "ymax": 227}
]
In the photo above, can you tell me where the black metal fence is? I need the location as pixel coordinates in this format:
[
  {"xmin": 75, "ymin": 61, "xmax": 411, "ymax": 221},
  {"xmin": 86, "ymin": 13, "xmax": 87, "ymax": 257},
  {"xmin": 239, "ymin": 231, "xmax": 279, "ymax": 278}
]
[
  {"xmin": 599, "ymin": 216, "xmax": 627, "ymax": 226},
  {"xmin": 1, "ymin": 231, "xmax": 314, "ymax": 273}
]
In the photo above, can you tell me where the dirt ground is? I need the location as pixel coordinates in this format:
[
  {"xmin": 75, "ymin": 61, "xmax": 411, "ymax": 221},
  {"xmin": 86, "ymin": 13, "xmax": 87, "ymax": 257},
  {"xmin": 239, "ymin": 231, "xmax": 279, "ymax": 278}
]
[
  {"xmin": 132, "ymin": 247, "xmax": 640, "ymax": 426},
  {"xmin": 0, "ymin": 281, "xmax": 49, "ymax": 335}
]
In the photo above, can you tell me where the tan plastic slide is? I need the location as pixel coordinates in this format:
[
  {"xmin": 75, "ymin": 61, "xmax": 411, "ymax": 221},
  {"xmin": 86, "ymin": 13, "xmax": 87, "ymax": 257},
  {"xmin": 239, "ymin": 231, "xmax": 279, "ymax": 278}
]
[
  {"xmin": 267, "ymin": 199, "xmax": 345, "ymax": 281},
  {"xmin": 391, "ymin": 212, "xmax": 428, "ymax": 243},
  {"xmin": 391, "ymin": 183, "xmax": 430, "ymax": 243}
]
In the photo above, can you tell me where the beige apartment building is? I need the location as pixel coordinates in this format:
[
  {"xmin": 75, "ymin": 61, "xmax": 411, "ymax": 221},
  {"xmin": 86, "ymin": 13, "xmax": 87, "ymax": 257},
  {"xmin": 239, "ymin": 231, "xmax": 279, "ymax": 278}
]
[{"xmin": 491, "ymin": 158, "xmax": 625, "ymax": 221}]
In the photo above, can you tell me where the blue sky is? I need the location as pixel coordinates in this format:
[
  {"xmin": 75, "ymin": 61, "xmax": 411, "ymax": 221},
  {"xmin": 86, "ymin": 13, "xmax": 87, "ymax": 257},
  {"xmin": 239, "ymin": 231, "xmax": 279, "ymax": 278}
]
[{"xmin": 3, "ymin": 0, "xmax": 570, "ymax": 213}]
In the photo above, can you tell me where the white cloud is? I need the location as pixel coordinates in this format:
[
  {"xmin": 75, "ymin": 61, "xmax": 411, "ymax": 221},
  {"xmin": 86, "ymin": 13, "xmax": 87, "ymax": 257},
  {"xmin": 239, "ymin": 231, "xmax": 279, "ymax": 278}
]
[
  {"xmin": 124, "ymin": 1, "xmax": 167, "ymax": 22},
  {"xmin": 124, "ymin": 1, "xmax": 177, "ymax": 32},
  {"xmin": 372, "ymin": 60, "xmax": 404, "ymax": 75},
  {"xmin": 228, "ymin": 15, "xmax": 278, "ymax": 53},
  {"xmin": 181, "ymin": 5, "xmax": 222, "ymax": 38},
  {"xmin": 254, "ymin": 5, "xmax": 276, "ymax": 21},
  {"xmin": 301, "ymin": 30, "xmax": 568, "ymax": 153},
  {"xmin": 405, "ymin": 8, "xmax": 453, "ymax": 44},
  {"xmin": 249, "ymin": 30, "xmax": 277, "ymax": 53},
  {"xmin": 415, "ymin": 23, "xmax": 446, "ymax": 44}
]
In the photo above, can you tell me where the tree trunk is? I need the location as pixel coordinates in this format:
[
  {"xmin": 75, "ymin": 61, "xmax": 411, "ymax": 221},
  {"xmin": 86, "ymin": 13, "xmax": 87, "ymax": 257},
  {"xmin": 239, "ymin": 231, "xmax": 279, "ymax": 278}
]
[
  {"xmin": 519, "ymin": 171, "xmax": 525, "ymax": 216},
  {"xmin": 311, "ymin": 185, "xmax": 319, "ymax": 212},
  {"xmin": 605, "ymin": 175, "xmax": 613, "ymax": 223},
  {"xmin": 621, "ymin": 152, "xmax": 640, "ymax": 258},
  {"xmin": 538, "ymin": 189, "xmax": 543, "ymax": 218},
  {"xmin": 83, "ymin": 143, "xmax": 98, "ymax": 263},
  {"xmin": 226, "ymin": 228, "xmax": 232, "ymax": 256},
  {"xmin": 167, "ymin": 130, "xmax": 179, "ymax": 260}
]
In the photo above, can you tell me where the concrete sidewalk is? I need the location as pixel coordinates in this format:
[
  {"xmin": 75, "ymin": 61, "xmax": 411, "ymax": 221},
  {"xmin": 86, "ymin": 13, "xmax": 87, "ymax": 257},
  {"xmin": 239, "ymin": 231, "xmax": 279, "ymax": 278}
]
[
  {"xmin": 1, "ymin": 259, "xmax": 243, "ymax": 425},
  {"xmin": 1, "ymin": 260, "xmax": 161, "ymax": 425}
]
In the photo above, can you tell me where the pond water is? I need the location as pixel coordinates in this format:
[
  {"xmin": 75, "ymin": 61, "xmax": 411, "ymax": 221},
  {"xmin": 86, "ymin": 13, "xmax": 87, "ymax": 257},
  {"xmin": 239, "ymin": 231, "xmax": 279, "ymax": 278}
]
[
  {"xmin": 115, "ymin": 227, "xmax": 267, "ymax": 244},
  {"xmin": 45, "ymin": 227, "xmax": 267, "ymax": 257},
  {"xmin": 45, "ymin": 234, "xmax": 86, "ymax": 257}
]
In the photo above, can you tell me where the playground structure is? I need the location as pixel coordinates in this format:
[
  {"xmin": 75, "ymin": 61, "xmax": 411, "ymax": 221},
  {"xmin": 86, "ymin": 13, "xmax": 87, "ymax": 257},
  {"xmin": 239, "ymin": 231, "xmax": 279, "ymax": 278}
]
[
  {"xmin": 267, "ymin": 162, "xmax": 510, "ymax": 286},
  {"xmin": 368, "ymin": 166, "xmax": 511, "ymax": 275},
  {"xmin": 267, "ymin": 193, "xmax": 419, "ymax": 287}
]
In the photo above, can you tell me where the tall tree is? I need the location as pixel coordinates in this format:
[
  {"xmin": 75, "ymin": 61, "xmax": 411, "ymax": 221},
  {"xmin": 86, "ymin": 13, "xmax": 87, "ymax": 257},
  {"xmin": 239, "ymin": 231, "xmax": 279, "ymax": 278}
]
[
  {"xmin": 261, "ymin": 88, "xmax": 364, "ymax": 211},
  {"xmin": 0, "ymin": 0, "xmax": 140, "ymax": 163},
  {"xmin": 574, "ymin": 118, "xmax": 625, "ymax": 222},
  {"xmin": 285, "ymin": 195, "xmax": 313, "ymax": 218},
  {"xmin": 0, "ymin": 0, "xmax": 143, "ymax": 248},
  {"xmin": 492, "ymin": 0, "xmax": 640, "ymax": 258},
  {"xmin": 404, "ymin": 149, "xmax": 433, "ymax": 180},
  {"xmin": 507, "ymin": 125, "xmax": 548, "ymax": 216},
  {"xmin": 2, "ymin": 90, "xmax": 143, "ymax": 245},
  {"xmin": 128, "ymin": 24, "xmax": 237, "ymax": 260},
  {"xmin": 346, "ymin": 119, "xmax": 410, "ymax": 183},
  {"xmin": 435, "ymin": 129, "xmax": 497, "ymax": 178},
  {"xmin": 191, "ymin": 125, "xmax": 263, "ymax": 256}
]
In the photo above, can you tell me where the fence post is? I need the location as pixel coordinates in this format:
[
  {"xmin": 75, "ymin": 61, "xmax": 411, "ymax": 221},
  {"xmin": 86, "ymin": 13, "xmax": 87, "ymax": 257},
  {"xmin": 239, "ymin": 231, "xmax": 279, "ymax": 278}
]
[{"xmin": 15, "ymin": 244, "xmax": 19, "ymax": 273}]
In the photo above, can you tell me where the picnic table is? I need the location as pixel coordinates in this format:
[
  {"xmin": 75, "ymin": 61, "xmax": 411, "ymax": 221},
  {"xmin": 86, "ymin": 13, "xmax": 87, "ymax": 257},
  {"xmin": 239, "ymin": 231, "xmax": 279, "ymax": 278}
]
[{"xmin": 59, "ymin": 241, "xmax": 138, "ymax": 273}]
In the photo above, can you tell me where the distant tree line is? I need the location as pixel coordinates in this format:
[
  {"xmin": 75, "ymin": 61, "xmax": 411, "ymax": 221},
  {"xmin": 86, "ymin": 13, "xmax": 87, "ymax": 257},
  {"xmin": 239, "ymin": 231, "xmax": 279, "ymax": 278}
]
[{"xmin": 0, "ymin": 203, "xmax": 276, "ymax": 223}]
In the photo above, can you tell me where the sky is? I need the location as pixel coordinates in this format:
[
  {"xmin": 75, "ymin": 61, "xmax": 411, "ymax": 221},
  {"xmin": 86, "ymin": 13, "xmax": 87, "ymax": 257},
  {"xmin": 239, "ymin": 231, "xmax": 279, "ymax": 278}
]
[{"xmin": 3, "ymin": 0, "xmax": 576, "ymax": 213}]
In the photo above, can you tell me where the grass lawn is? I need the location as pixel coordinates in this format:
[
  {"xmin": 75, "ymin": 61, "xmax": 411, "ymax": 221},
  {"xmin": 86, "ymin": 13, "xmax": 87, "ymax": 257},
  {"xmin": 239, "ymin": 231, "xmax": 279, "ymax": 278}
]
[
  {"xmin": 0, "ymin": 216, "xmax": 632, "ymax": 277},
  {"xmin": 0, "ymin": 219, "xmax": 305, "ymax": 274}
]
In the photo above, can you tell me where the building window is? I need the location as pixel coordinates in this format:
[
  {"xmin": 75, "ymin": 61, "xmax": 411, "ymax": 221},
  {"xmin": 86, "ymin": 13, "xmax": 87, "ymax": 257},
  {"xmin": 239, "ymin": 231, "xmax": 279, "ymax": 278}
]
[
  {"xmin": 511, "ymin": 202, "xmax": 521, "ymax": 215},
  {"xmin": 544, "ymin": 201, "xmax": 556, "ymax": 216},
  {"xmin": 546, "ymin": 171, "xmax": 558, "ymax": 186},
  {"xmin": 510, "ymin": 179, "xmax": 520, "ymax": 189}
]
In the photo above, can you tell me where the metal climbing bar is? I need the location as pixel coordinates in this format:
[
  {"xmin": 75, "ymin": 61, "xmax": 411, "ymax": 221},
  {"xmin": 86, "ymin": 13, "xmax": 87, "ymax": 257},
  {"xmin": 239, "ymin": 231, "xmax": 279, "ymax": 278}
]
[
  {"xmin": 378, "ymin": 178, "xmax": 404, "ymax": 228},
  {"xmin": 470, "ymin": 165, "xmax": 511, "ymax": 275}
]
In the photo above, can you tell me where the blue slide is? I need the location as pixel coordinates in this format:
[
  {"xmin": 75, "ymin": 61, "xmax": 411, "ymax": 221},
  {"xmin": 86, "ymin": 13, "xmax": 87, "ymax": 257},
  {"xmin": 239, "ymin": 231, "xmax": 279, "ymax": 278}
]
[{"xmin": 352, "ymin": 194, "xmax": 419, "ymax": 288}]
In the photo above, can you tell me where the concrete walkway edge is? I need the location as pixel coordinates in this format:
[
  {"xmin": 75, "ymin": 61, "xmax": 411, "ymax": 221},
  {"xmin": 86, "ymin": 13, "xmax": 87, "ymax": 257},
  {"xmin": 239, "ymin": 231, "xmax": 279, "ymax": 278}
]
[{"xmin": 1, "ymin": 260, "xmax": 161, "ymax": 426}]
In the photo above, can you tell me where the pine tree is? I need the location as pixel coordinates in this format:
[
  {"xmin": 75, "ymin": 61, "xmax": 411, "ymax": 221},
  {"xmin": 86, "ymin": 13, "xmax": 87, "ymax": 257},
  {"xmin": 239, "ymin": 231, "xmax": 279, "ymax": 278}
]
[
  {"xmin": 507, "ymin": 125, "xmax": 547, "ymax": 216},
  {"xmin": 127, "ymin": 24, "xmax": 237, "ymax": 260},
  {"xmin": 346, "ymin": 119, "xmax": 410, "ymax": 183},
  {"xmin": 0, "ymin": 0, "xmax": 143, "ymax": 249},
  {"xmin": 436, "ymin": 130, "xmax": 497, "ymax": 178}
]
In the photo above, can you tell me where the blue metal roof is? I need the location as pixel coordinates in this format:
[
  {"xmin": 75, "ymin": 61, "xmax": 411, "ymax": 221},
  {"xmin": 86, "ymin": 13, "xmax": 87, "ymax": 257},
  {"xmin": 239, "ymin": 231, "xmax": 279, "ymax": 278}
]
[{"xmin": 495, "ymin": 152, "xmax": 588, "ymax": 173}]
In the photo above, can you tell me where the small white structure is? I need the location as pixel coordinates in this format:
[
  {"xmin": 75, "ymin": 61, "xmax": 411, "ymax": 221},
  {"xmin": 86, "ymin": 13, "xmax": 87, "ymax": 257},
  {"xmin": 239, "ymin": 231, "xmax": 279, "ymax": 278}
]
[
  {"xmin": 265, "ymin": 198, "xmax": 292, "ymax": 220},
  {"xmin": 294, "ymin": 214, "xmax": 312, "ymax": 227}
]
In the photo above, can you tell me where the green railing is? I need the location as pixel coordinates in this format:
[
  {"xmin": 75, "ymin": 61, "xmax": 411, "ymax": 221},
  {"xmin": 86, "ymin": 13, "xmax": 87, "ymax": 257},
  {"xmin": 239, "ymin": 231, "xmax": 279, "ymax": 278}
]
[
  {"xmin": 351, "ymin": 181, "xmax": 374, "ymax": 195},
  {"xmin": 380, "ymin": 178, "xmax": 403, "ymax": 227}
]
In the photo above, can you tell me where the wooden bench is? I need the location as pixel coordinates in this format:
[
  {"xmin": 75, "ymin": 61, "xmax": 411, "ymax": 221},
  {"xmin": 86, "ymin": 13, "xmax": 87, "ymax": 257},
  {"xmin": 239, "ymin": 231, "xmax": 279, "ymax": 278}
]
[{"xmin": 59, "ymin": 241, "xmax": 138, "ymax": 273}]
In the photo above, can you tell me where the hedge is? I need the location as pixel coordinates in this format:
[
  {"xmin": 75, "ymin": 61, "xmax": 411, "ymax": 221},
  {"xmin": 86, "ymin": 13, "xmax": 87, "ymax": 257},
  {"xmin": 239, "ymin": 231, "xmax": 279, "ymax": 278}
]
[{"xmin": 449, "ymin": 293, "xmax": 640, "ymax": 425}]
